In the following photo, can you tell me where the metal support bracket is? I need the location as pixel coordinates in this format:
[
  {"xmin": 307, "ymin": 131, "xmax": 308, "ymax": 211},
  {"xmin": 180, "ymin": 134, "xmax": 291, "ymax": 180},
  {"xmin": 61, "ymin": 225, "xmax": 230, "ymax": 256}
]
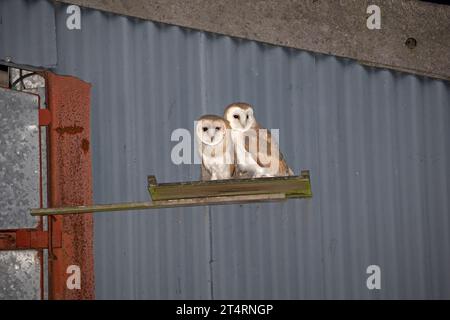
[{"xmin": 0, "ymin": 229, "xmax": 61, "ymax": 250}]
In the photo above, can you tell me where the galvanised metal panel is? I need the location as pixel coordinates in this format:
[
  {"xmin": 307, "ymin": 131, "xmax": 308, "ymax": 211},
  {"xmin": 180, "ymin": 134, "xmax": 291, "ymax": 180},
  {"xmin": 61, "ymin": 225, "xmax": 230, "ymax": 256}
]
[
  {"xmin": 6, "ymin": 1, "xmax": 449, "ymax": 299},
  {"xmin": 0, "ymin": 87, "xmax": 40, "ymax": 229},
  {"xmin": 0, "ymin": 0, "xmax": 57, "ymax": 68},
  {"xmin": 0, "ymin": 250, "xmax": 41, "ymax": 300}
]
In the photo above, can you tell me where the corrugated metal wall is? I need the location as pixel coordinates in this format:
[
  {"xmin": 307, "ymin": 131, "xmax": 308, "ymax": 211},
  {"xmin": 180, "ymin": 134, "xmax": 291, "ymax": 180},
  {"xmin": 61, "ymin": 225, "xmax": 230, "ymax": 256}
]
[{"xmin": 3, "ymin": 0, "xmax": 450, "ymax": 299}]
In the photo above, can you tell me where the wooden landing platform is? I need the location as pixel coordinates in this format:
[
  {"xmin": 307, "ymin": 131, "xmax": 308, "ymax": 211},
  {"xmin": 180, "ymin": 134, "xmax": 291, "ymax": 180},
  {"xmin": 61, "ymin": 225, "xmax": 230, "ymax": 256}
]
[
  {"xmin": 30, "ymin": 171, "xmax": 312, "ymax": 216},
  {"xmin": 148, "ymin": 170, "xmax": 312, "ymax": 201}
]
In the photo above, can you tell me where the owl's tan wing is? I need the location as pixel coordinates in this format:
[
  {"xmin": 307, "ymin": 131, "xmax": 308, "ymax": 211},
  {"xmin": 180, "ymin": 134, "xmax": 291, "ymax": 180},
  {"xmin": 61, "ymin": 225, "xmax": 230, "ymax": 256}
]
[
  {"xmin": 244, "ymin": 126, "xmax": 293, "ymax": 175},
  {"xmin": 230, "ymin": 163, "xmax": 237, "ymax": 178},
  {"xmin": 277, "ymin": 150, "xmax": 294, "ymax": 176},
  {"xmin": 243, "ymin": 126, "xmax": 265, "ymax": 166}
]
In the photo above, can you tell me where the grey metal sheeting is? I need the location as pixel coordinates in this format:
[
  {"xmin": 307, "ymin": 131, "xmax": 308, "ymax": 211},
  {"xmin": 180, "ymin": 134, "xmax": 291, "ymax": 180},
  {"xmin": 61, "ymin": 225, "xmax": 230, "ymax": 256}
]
[{"xmin": 0, "ymin": 0, "xmax": 57, "ymax": 68}]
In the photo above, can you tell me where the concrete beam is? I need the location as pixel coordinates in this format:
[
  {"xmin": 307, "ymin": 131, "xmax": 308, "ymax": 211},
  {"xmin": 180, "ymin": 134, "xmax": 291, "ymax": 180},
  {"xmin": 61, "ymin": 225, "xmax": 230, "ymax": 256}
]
[{"xmin": 56, "ymin": 0, "xmax": 450, "ymax": 81}]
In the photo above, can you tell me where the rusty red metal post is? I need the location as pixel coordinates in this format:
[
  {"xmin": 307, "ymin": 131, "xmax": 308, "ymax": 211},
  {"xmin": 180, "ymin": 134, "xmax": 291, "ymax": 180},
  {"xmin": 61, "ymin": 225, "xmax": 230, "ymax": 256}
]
[{"xmin": 45, "ymin": 72, "xmax": 94, "ymax": 300}]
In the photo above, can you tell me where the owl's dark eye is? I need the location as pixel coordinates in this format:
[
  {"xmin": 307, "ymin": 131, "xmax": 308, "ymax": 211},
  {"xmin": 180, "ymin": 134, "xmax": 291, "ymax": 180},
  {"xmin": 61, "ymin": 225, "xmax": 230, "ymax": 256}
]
[
  {"xmin": 215, "ymin": 127, "xmax": 221, "ymax": 131},
  {"xmin": 202, "ymin": 127, "xmax": 208, "ymax": 132},
  {"xmin": 233, "ymin": 114, "xmax": 239, "ymax": 119},
  {"xmin": 246, "ymin": 115, "xmax": 249, "ymax": 119}
]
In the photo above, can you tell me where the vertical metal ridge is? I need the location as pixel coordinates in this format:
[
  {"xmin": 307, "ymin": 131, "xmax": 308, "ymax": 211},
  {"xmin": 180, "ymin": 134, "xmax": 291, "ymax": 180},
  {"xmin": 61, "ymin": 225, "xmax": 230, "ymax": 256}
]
[{"xmin": 4, "ymin": 0, "xmax": 449, "ymax": 299}]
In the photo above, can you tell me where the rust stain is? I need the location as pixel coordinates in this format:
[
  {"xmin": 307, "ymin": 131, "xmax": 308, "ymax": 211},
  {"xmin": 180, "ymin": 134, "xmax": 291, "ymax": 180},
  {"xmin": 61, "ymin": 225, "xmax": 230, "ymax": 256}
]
[
  {"xmin": 81, "ymin": 139, "xmax": 90, "ymax": 153},
  {"xmin": 54, "ymin": 125, "xmax": 84, "ymax": 135}
]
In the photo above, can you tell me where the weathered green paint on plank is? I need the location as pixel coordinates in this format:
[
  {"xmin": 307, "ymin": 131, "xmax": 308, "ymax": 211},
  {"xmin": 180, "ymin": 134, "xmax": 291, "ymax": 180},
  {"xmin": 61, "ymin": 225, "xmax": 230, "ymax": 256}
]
[{"xmin": 148, "ymin": 170, "xmax": 312, "ymax": 201}]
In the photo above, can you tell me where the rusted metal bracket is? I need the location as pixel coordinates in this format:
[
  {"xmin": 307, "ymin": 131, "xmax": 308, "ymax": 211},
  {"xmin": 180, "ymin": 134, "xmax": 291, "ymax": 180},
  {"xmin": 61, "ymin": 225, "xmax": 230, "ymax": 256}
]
[{"xmin": 0, "ymin": 229, "xmax": 61, "ymax": 250}]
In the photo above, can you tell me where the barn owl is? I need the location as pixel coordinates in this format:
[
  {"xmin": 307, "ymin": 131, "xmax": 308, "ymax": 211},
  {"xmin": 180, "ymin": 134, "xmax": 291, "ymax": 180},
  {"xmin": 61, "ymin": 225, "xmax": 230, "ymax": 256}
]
[
  {"xmin": 224, "ymin": 102, "xmax": 294, "ymax": 178},
  {"xmin": 195, "ymin": 115, "xmax": 235, "ymax": 180}
]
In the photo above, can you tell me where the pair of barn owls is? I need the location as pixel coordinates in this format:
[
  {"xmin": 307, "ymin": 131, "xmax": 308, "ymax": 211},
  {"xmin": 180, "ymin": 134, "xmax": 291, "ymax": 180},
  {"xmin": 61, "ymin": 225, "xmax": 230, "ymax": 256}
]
[{"xmin": 195, "ymin": 102, "xmax": 294, "ymax": 180}]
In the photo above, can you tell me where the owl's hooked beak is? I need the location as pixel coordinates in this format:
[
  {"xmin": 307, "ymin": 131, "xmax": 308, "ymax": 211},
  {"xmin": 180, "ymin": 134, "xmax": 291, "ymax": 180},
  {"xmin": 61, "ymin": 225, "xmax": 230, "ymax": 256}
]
[
  {"xmin": 207, "ymin": 129, "xmax": 216, "ymax": 143},
  {"xmin": 240, "ymin": 117, "xmax": 247, "ymax": 128}
]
